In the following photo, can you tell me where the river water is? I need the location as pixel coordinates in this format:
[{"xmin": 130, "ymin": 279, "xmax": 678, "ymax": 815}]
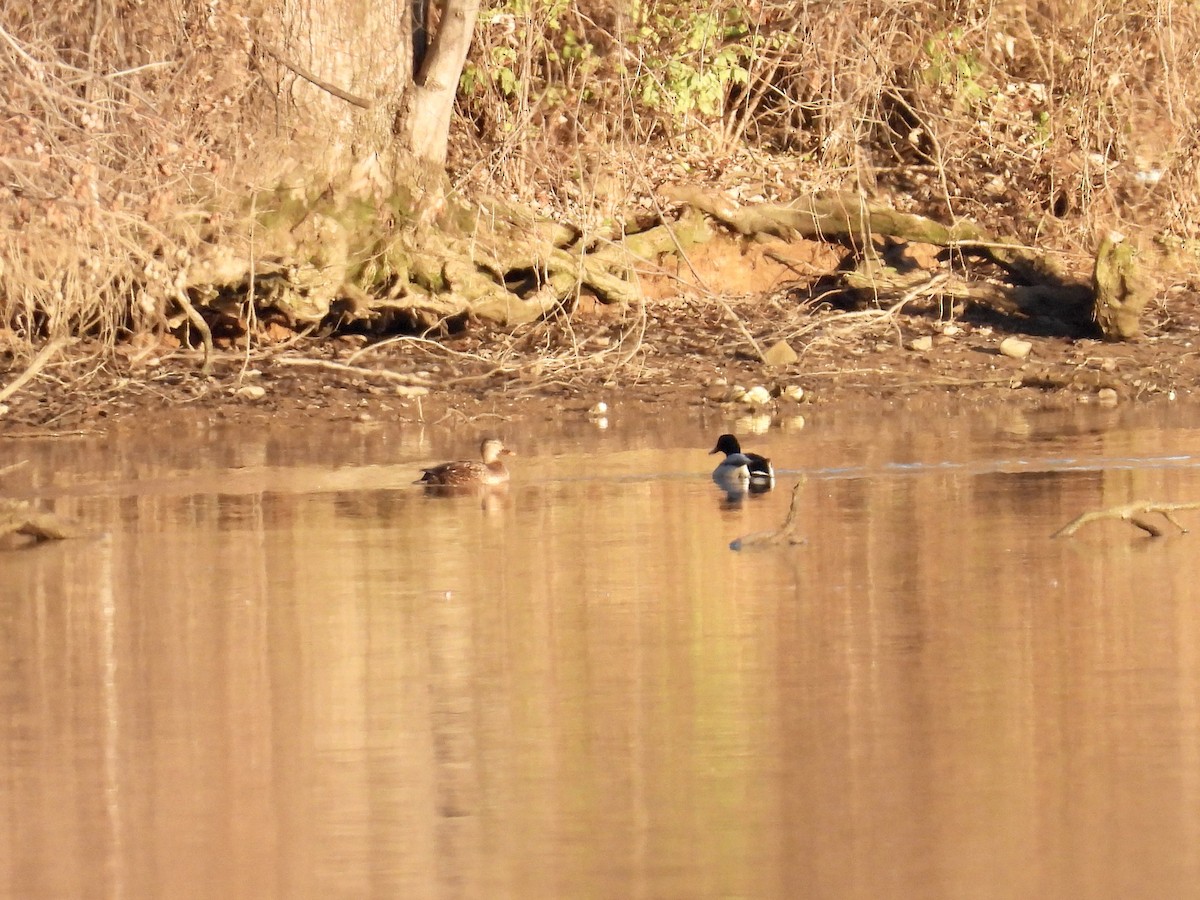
[{"xmin": 5, "ymin": 400, "xmax": 1200, "ymax": 898}]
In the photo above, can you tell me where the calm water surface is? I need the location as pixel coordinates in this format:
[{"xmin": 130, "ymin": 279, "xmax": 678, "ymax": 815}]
[{"xmin": 5, "ymin": 401, "xmax": 1200, "ymax": 898}]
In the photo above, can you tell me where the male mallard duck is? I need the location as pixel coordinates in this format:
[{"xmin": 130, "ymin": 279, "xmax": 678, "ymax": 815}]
[
  {"xmin": 415, "ymin": 438, "xmax": 515, "ymax": 487},
  {"xmin": 710, "ymin": 433, "xmax": 775, "ymax": 490}
]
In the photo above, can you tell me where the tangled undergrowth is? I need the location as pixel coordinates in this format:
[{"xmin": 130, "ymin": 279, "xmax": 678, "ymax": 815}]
[{"xmin": 2, "ymin": 0, "xmax": 1200, "ymax": 375}]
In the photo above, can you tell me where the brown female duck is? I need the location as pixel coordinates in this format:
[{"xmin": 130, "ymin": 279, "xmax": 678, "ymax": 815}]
[{"xmin": 415, "ymin": 438, "xmax": 515, "ymax": 487}]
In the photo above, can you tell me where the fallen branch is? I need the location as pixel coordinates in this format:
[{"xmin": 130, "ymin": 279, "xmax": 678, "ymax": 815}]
[
  {"xmin": 1052, "ymin": 500, "xmax": 1200, "ymax": 538},
  {"xmin": 730, "ymin": 483, "xmax": 805, "ymax": 550},
  {"xmin": 0, "ymin": 460, "xmax": 28, "ymax": 477},
  {"xmin": 0, "ymin": 338, "xmax": 68, "ymax": 404},
  {"xmin": 0, "ymin": 498, "xmax": 81, "ymax": 543},
  {"xmin": 273, "ymin": 357, "xmax": 434, "ymax": 384}
]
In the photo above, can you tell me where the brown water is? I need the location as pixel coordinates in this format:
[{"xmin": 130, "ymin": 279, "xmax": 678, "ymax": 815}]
[{"xmin": 5, "ymin": 402, "xmax": 1200, "ymax": 899}]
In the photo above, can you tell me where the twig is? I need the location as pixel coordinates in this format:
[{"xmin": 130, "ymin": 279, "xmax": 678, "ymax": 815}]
[
  {"xmin": 730, "ymin": 483, "xmax": 806, "ymax": 551},
  {"xmin": 347, "ymin": 334, "xmax": 498, "ymax": 366},
  {"xmin": 1052, "ymin": 500, "xmax": 1200, "ymax": 538},
  {"xmin": 255, "ymin": 38, "xmax": 373, "ymax": 110},
  {"xmin": 0, "ymin": 338, "xmax": 68, "ymax": 404},
  {"xmin": 273, "ymin": 357, "xmax": 434, "ymax": 384},
  {"xmin": 0, "ymin": 459, "xmax": 29, "ymax": 477},
  {"xmin": 1, "ymin": 429, "xmax": 98, "ymax": 439}
]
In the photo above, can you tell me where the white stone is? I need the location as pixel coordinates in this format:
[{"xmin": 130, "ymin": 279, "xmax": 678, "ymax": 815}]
[
  {"xmin": 235, "ymin": 384, "xmax": 266, "ymax": 400},
  {"xmin": 999, "ymin": 337, "xmax": 1032, "ymax": 360},
  {"xmin": 395, "ymin": 385, "xmax": 430, "ymax": 398},
  {"xmin": 740, "ymin": 385, "xmax": 772, "ymax": 406},
  {"xmin": 908, "ymin": 335, "xmax": 934, "ymax": 352}
]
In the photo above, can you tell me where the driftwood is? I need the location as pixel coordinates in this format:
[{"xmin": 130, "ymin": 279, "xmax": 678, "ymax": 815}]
[
  {"xmin": 730, "ymin": 483, "xmax": 805, "ymax": 551},
  {"xmin": 0, "ymin": 498, "xmax": 81, "ymax": 543},
  {"xmin": 1052, "ymin": 500, "xmax": 1199, "ymax": 538}
]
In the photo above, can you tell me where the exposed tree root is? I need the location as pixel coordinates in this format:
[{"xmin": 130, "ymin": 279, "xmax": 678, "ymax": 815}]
[
  {"xmin": 1093, "ymin": 231, "xmax": 1155, "ymax": 340},
  {"xmin": 661, "ymin": 184, "xmax": 1071, "ymax": 281},
  {"xmin": 662, "ymin": 185, "xmax": 1152, "ymax": 341},
  {"xmin": 160, "ymin": 180, "xmax": 1150, "ymax": 365},
  {"xmin": 1052, "ymin": 501, "xmax": 1200, "ymax": 538},
  {"xmin": 172, "ymin": 179, "xmax": 712, "ymax": 343}
]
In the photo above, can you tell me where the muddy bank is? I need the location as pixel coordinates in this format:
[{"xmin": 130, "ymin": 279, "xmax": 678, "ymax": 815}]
[{"xmin": 1, "ymin": 276, "xmax": 1195, "ymax": 436}]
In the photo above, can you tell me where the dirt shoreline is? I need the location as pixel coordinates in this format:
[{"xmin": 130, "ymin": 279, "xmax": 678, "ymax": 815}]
[{"xmin": 2, "ymin": 283, "xmax": 1196, "ymax": 436}]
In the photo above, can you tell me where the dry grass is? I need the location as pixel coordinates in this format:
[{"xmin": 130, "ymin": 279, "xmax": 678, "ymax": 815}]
[
  {"xmin": 2, "ymin": 0, "xmax": 1199, "ymax": 361},
  {"xmin": 456, "ymin": 0, "xmax": 1200, "ymax": 254},
  {"xmin": 0, "ymin": 2, "xmax": 256, "ymax": 357}
]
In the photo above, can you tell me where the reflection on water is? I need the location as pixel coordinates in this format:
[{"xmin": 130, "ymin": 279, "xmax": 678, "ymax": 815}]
[{"xmin": 5, "ymin": 402, "xmax": 1200, "ymax": 897}]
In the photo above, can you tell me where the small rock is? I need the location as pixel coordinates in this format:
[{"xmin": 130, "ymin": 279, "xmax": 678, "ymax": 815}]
[
  {"xmin": 762, "ymin": 339, "xmax": 798, "ymax": 367},
  {"xmin": 940, "ymin": 323, "xmax": 962, "ymax": 336},
  {"xmin": 999, "ymin": 337, "xmax": 1033, "ymax": 360},
  {"xmin": 588, "ymin": 401, "xmax": 608, "ymax": 417},
  {"xmin": 781, "ymin": 384, "xmax": 805, "ymax": 402},
  {"xmin": 705, "ymin": 382, "xmax": 731, "ymax": 402},
  {"xmin": 235, "ymin": 384, "xmax": 266, "ymax": 401},
  {"xmin": 1097, "ymin": 388, "xmax": 1119, "ymax": 406},
  {"xmin": 395, "ymin": 385, "xmax": 430, "ymax": 398},
  {"xmin": 901, "ymin": 242, "xmax": 943, "ymax": 269},
  {"xmin": 740, "ymin": 385, "xmax": 772, "ymax": 406},
  {"xmin": 908, "ymin": 335, "xmax": 934, "ymax": 352}
]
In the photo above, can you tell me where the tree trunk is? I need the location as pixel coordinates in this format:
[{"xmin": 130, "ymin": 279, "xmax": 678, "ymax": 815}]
[
  {"xmin": 268, "ymin": 0, "xmax": 478, "ymax": 174},
  {"xmin": 270, "ymin": 0, "xmax": 412, "ymax": 173},
  {"xmin": 407, "ymin": 0, "xmax": 482, "ymax": 165}
]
